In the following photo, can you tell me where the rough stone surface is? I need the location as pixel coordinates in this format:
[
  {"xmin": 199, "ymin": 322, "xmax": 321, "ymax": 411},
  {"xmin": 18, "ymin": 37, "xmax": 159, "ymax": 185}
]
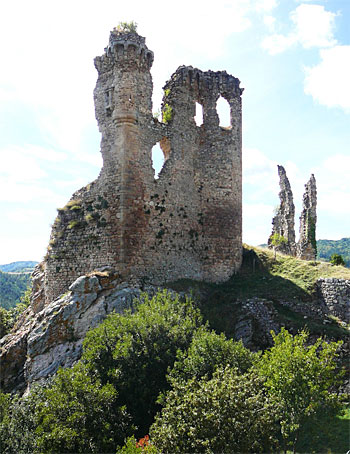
[
  {"xmin": 0, "ymin": 271, "xmax": 147, "ymax": 393},
  {"xmin": 317, "ymin": 278, "xmax": 350, "ymax": 323},
  {"xmin": 297, "ymin": 174, "xmax": 317, "ymax": 260},
  {"xmin": 235, "ymin": 298, "xmax": 279, "ymax": 350},
  {"xmin": 268, "ymin": 165, "xmax": 296, "ymax": 255},
  {"xmin": 42, "ymin": 29, "xmax": 243, "ymax": 304}
]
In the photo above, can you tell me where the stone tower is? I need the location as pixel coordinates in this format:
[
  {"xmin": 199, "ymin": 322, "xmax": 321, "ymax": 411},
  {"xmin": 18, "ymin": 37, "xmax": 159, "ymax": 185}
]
[
  {"xmin": 297, "ymin": 174, "xmax": 317, "ymax": 260},
  {"xmin": 268, "ymin": 165, "xmax": 296, "ymax": 255},
  {"xmin": 43, "ymin": 29, "xmax": 243, "ymax": 304}
]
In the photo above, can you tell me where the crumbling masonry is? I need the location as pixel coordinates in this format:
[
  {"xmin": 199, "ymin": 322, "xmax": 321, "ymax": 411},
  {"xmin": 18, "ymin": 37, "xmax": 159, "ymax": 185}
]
[
  {"xmin": 269, "ymin": 167, "xmax": 317, "ymax": 260},
  {"xmin": 268, "ymin": 165, "xmax": 295, "ymax": 255},
  {"xmin": 297, "ymin": 174, "xmax": 317, "ymax": 260},
  {"xmin": 43, "ymin": 29, "xmax": 243, "ymax": 303}
]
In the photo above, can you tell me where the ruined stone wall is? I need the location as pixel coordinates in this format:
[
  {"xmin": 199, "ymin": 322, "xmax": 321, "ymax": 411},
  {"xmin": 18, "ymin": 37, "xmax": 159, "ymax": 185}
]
[
  {"xmin": 44, "ymin": 30, "xmax": 243, "ymax": 303},
  {"xmin": 268, "ymin": 165, "xmax": 295, "ymax": 255},
  {"xmin": 317, "ymin": 278, "xmax": 350, "ymax": 323},
  {"xmin": 297, "ymin": 174, "xmax": 317, "ymax": 260}
]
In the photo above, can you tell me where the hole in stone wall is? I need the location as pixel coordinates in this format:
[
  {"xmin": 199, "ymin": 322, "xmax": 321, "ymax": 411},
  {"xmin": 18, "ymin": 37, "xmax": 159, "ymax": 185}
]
[
  {"xmin": 194, "ymin": 102, "xmax": 204, "ymax": 126},
  {"xmin": 216, "ymin": 96, "xmax": 231, "ymax": 127},
  {"xmin": 152, "ymin": 143, "xmax": 165, "ymax": 179}
]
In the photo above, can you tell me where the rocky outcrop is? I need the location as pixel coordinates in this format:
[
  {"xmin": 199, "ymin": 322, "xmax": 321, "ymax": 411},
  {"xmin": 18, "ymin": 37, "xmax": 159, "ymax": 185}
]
[
  {"xmin": 0, "ymin": 271, "xmax": 149, "ymax": 393},
  {"xmin": 268, "ymin": 165, "xmax": 296, "ymax": 255},
  {"xmin": 297, "ymin": 174, "xmax": 317, "ymax": 260}
]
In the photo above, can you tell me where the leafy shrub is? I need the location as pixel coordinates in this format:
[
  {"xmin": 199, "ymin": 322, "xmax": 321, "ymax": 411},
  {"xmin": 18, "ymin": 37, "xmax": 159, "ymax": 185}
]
[
  {"xmin": 82, "ymin": 290, "xmax": 202, "ymax": 435},
  {"xmin": 257, "ymin": 328, "xmax": 343, "ymax": 453},
  {"xmin": 0, "ymin": 386, "xmax": 44, "ymax": 454},
  {"xmin": 330, "ymin": 253, "xmax": 346, "ymax": 266},
  {"xmin": 167, "ymin": 328, "xmax": 256, "ymax": 386},
  {"xmin": 34, "ymin": 363, "xmax": 132, "ymax": 453},
  {"xmin": 151, "ymin": 367, "xmax": 277, "ymax": 453},
  {"xmin": 120, "ymin": 435, "xmax": 159, "ymax": 453}
]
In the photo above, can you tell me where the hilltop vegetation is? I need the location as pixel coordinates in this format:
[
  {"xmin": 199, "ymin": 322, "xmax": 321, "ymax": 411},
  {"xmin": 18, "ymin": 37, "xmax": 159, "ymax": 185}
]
[
  {"xmin": 168, "ymin": 245, "xmax": 350, "ymax": 341},
  {"xmin": 0, "ymin": 291, "xmax": 346, "ymax": 454},
  {"xmin": 317, "ymin": 237, "xmax": 350, "ymax": 267}
]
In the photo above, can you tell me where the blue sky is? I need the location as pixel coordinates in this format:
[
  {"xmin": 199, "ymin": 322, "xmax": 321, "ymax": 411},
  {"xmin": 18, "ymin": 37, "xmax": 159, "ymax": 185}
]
[{"xmin": 0, "ymin": 0, "xmax": 349, "ymax": 263}]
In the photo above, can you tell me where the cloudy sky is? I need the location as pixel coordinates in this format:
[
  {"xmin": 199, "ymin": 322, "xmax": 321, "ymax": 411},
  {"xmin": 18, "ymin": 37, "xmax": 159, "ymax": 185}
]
[{"xmin": 0, "ymin": 0, "xmax": 349, "ymax": 264}]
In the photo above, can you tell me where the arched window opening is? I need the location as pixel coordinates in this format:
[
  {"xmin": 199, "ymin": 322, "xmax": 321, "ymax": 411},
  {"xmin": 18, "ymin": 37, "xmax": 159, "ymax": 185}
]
[
  {"xmin": 216, "ymin": 96, "xmax": 231, "ymax": 128},
  {"xmin": 194, "ymin": 102, "xmax": 204, "ymax": 126},
  {"xmin": 152, "ymin": 143, "xmax": 165, "ymax": 179}
]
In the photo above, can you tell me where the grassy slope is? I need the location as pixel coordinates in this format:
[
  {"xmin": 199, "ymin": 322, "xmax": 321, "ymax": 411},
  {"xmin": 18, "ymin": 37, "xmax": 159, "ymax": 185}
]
[{"xmin": 168, "ymin": 244, "xmax": 350, "ymax": 340}]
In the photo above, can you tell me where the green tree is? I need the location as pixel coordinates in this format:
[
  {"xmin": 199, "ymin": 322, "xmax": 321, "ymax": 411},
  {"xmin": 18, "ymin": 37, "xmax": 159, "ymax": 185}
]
[
  {"xmin": 330, "ymin": 253, "xmax": 346, "ymax": 266},
  {"xmin": 167, "ymin": 328, "xmax": 256, "ymax": 387},
  {"xmin": 257, "ymin": 328, "xmax": 343, "ymax": 454},
  {"xmin": 151, "ymin": 367, "xmax": 277, "ymax": 453},
  {"xmin": 269, "ymin": 233, "xmax": 288, "ymax": 259},
  {"xmin": 35, "ymin": 363, "xmax": 132, "ymax": 453},
  {"xmin": 81, "ymin": 290, "xmax": 202, "ymax": 435},
  {"xmin": 0, "ymin": 387, "xmax": 44, "ymax": 454},
  {"xmin": 0, "ymin": 308, "xmax": 11, "ymax": 338}
]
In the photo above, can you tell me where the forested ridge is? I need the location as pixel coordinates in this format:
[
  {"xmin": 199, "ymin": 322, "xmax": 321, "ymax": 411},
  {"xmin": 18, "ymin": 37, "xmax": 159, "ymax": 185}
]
[
  {"xmin": 0, "ymin": 261, "xmax": 38, "ymax": 273},
  {"xmin": 317, "ymin": 237, "xmax": 350, "ymax": 267},
  {"xmin": 0, "ymin": 271, "xmax": 31, "ymax": 310}
]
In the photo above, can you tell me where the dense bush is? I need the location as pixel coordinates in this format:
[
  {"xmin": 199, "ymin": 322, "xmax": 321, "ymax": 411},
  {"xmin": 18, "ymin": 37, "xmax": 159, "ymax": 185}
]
[
  {"xmin": 167, "ymin": 328, "xmax": 256, "ymax": 386},
  {"xmin": 330, "ymin": 253, "xmax": 346, "ymax": 266},
  {"xmin": 35, "ymin": 364, "xmax": 132, "ymax": 453},
  {"xmin": 81, "ymin": 290, "xmax": 202, "ymax": 435},
  {"xmin": 0, "ymin": 386, "xmax": 44, "ymax": 454},
  {"xmin": 151, "ymin": 367, "xmax": 277, "ymax": 453},
  {"xmin": 257, "ymin": 328, "xmax": 343, "ymax": 453}
]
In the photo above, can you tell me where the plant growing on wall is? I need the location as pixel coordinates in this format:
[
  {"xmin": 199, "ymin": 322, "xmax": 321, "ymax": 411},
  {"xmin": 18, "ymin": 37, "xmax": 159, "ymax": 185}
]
[
  {"xmin": 162, "ymin": 104, "xmax": 173, "ymax": 123},
  {"xmin": 307, "ymin": 214, "xmax": 317, "ymax": 253},
  {"xmin": 116, "ymin": 21, "xmax": 138, "ymax": 33}
]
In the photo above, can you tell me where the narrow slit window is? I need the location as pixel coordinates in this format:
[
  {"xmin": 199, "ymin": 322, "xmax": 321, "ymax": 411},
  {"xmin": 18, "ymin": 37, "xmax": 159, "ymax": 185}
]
[
  {"xmin": 152, "ymin": 143, "xmax": 165, "ymax": 179},
  {"xmin": 194, "ymin": 102, "xmax": 204, "ymax": 126}
]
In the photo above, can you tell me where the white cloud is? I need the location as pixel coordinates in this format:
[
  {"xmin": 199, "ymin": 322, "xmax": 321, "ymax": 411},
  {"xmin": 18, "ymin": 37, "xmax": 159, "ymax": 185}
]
[
  {"xmin": 291, "ymin": 4, "xmax": 337, "ymax": 49},
  {"xmin": 254, "ymin": 0, "xmax": 278, "ymax": 11},
  {"xmin": 304, "ymin": 45, "xmax": 350, "ymax": 112},
  {"xmin": 262, "ymin": 4, "xmax": 337, "ymax": 54},
  {"xmin": 313, "ymin": 154, "xmax": 350, "ymax": 215},
  {"xmin": 243, "ymin": 147, "xmax": 278, "ymax": 193},
  {"xmin": 263, "ymin": 15, "xmax": 276, "ymax": 31},
  {"xmin": 262, "ymin": 33, "xmax": 296, "ymax": 55}
]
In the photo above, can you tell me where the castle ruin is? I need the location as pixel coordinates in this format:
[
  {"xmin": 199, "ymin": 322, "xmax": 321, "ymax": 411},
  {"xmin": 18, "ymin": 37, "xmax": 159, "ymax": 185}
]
[
  {"xmin": 269, "ymin": 166, "xmax": 317, "ymax": 260},
  {"xmin": 43, "ymin": 29, "xmax": 243, "ymax": 303}
]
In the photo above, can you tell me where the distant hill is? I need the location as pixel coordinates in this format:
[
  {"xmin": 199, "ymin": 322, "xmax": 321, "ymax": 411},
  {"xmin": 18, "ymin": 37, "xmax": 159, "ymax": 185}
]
[
  {"xmin": 0, "ymin": 271, "xmax": 32, "ymax": 310},
  {"xmin": 317, "ymin": 238, "xmax": 350, "ymax": 267},
  {"xmin": 0, "ymin": 261, "xmax": 38, "ymax": 273}
]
